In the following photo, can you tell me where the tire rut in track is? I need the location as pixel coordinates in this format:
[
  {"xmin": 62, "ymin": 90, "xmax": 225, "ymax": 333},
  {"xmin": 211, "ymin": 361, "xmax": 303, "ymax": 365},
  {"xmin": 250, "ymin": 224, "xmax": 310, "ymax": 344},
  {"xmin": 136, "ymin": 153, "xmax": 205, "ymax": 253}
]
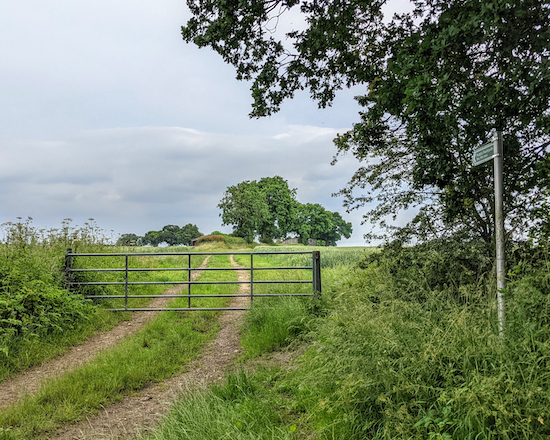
[
  {"xmin": 0, "ymin": 256, "xmax": 211, "ymax": 410},
  {"xmin": 49, "ymin": 254, "xmax": 250, "ymax": 440}
]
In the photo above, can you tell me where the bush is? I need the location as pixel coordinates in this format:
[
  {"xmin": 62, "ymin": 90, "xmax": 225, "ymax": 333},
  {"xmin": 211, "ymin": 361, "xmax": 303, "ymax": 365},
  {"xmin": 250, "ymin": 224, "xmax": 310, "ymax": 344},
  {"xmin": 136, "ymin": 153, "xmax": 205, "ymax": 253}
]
[
  {"xmin": 0, "ymin": 218, "xmax": 116, "ymax": 376},
  {"xmin": 0, "ymin": 284, "xmax": 93, "ymax": 357},
  {"xmin": 196, "ymin": 234, "xmax": 225, "ymax": 244},
  {"xmin": 359, "ymin": 237, "xmax": 494, "ymax": 305}
]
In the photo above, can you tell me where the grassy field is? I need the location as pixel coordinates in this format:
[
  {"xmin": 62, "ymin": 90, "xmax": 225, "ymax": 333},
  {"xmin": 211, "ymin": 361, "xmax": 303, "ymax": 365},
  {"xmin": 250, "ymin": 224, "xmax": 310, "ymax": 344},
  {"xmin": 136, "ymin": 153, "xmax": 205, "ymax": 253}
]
[
  {"xmin": 3, "ymin": 226, "xmax": 550, "ymax": 440},
  {"xmin": 140, "ymin": 242, "xmax": 550, "ymax": 440}
]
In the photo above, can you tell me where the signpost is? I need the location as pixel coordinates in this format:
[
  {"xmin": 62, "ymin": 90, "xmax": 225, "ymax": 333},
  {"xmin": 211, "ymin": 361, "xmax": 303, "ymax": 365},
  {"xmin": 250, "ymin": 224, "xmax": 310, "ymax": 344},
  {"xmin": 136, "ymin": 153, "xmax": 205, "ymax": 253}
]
[
  {"xmin": 473, "ymin": 131, "xmax": 505, "ymax": 336},
  {"xmin": 473, "ymin": 141, "xmax": 495, "ymax": 166}
]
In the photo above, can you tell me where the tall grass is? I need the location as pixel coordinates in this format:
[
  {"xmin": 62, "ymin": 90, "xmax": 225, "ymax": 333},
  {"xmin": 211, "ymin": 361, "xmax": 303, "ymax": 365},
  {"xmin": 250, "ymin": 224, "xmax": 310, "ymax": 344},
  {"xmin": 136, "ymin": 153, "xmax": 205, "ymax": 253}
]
[
  {"xmin": 141, "ymin": 370, "xmax": 296, "ymax": 440},
  {"xmin": 146, "ymin": 241, "xmax": 550, "ymax": 440},
  {"xmin": 276, "ymin": 243, "xmax": 550, "ymax": 439},
  {"xmin": 240, "ymin": 297, "xmax": 313, "ymax": 357}
]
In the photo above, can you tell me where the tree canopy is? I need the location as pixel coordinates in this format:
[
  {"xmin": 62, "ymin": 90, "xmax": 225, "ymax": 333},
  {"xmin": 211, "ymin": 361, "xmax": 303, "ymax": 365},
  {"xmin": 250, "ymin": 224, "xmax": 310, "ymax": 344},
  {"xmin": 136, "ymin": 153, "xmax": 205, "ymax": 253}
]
[
  {"xmin": 138, "ymin": 224, "xmax": 202, "ymax": 247},
  {"xmin": 294, "ymin": 203, "xmax": 353, "ymax": 245},
  {"xmin": 183, "ymin": 0, "xmax": 550, "ymax": 242},
  {"xmin": 218, "ymin": 180, "xmax": 270, "ymax": 243},
  {"xmin": 218, "ymin": 176, "xmax": 352, "ymax": 244}
]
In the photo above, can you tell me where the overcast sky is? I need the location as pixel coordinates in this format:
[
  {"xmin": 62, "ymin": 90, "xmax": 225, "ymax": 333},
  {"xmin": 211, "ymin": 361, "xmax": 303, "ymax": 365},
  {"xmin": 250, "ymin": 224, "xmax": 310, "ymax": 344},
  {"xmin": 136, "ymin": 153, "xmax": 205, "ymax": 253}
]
[{"xmin": 1, "ymin": 0, "xmax": 413, "ymax": 245}]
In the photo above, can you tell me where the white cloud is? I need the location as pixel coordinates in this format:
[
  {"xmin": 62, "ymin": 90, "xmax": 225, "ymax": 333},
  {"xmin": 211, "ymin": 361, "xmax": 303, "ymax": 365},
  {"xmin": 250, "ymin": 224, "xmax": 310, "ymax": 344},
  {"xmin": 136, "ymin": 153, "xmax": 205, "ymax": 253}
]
[
  {"xmin": 1, "ymin": 125, "xmax": 374, "ymax": 244},
  {"xmin": 0, "ymin": 0, "xmax": 416, "ymax": 245}
]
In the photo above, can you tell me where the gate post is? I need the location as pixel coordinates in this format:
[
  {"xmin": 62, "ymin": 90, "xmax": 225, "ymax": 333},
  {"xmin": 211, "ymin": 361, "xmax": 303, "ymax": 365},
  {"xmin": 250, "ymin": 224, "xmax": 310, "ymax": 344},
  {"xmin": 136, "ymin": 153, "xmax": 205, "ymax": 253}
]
[
  {"xmin": 124, "ymin": 255, "xmax": 129, "ymax": 311},
  {"xmin": 188, "ymin": 254, "xmax": 192, "ymax": 308},
  {"xmin": 312, "ymin": 251, "xmax": 321, "ymax": 297},
  {"xmin": 64, "ymin": 248, "xmax": 74, "ymax": 292},
  {"xmin": 250, "ymin": 253, "xmax": 254, "ymax": 304}
]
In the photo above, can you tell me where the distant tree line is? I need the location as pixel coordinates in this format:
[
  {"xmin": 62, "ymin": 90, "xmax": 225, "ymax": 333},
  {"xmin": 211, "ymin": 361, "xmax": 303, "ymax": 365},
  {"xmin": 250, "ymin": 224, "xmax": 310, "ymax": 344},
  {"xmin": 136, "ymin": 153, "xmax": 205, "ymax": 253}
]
[
  {"xmin": 218, "ymin": 176, "xmax": 352, "ymax": 245},
  {"xmin": 117, "ymin": 224, "xmax": 202, "ymax": 247}
]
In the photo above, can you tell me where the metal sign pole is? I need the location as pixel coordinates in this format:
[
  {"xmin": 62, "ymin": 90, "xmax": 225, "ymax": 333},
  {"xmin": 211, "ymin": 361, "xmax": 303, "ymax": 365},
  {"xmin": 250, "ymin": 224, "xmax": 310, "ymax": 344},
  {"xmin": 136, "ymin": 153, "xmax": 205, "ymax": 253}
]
[{"xmin": 493, "ymin": 131, "xmax": 506, "ymax": 336}]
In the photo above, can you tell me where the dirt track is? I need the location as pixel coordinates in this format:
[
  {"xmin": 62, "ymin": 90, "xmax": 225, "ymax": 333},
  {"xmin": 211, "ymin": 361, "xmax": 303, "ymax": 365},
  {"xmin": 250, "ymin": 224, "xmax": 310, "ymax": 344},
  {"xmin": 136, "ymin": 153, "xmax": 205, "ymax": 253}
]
[
  {"xmin": 50, "ymin": 254, "xmax": 250, "ymax": 439},
  {"xmin": 0, "ymin": 254, "xmax": 251, "ymax": 438}
]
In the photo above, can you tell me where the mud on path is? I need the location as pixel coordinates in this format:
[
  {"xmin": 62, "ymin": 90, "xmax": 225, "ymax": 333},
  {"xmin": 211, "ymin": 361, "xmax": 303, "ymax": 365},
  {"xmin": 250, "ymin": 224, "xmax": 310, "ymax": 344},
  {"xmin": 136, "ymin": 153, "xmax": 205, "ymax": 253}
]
[
  {"xmin": 0, "ymin": 256, "xmax": 212, "ymax": 409},
  {"xmin": 49, "ymin": 254, "xmax": 250, "ymax": 440}
]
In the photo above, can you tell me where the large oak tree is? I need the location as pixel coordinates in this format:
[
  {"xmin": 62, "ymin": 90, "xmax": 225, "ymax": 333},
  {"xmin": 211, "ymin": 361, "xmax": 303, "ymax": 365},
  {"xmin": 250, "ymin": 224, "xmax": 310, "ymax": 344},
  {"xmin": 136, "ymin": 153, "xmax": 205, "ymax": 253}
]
[{"xmin": 183, "ymin": 0, "xmax": 550, "ymax": 242}]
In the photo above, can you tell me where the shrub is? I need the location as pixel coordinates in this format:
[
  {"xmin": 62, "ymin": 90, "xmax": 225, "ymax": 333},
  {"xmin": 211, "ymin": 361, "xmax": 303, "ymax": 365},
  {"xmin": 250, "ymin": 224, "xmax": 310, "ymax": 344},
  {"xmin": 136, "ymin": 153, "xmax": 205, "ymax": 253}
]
[
  {"xmin": 0, "ymin": 218, "xmax": 115, "ymax": 375},
  {"xmin": 359, "ymin": 237, "xmax": 493, "ymax": 305},
  {"xmin": 196, "ymin": 234, "xmax": 225, "ymax": 244}
]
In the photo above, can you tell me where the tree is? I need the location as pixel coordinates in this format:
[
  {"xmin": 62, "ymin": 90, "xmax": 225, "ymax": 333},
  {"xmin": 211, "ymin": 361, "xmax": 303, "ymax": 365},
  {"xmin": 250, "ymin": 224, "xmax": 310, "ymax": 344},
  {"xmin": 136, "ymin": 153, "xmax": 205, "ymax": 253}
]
[
  {"xmin": 182, "ymin": 0, "xmax": 550, "ymax": 242},
  {"xmin": 293, "ymin": 203, "xmax": 352, "ymax": 245},
  {"xmin": 141, "ymin": 224, "xmax": 202, "ymax": 246},
  {"xmin": 159, "ymin": 225, "xmax": 182, "ymax": 246},
  {"xmin": 142, "ymin": 230, "xmax": 162, "ymax": 247},
  {"xmin": 219, "ymin": 177, "xmax": 298, "ymax": 242},
  {"xmin": 218, "ymin": 180, "xmax": 269, "ymax": 242},
  {"xmin": 218, "ymin": 177, "xmax": 351, "ymax": 244},
  {"xmin": 179, "ymin": 223, "xmax": 202, "ymax": 245},
  {"xmin": 257, "ymin": 176, "xmax": 298, "ymax": 239},
  {"xmin": 116, "ymin": 233, "xmax": 141, "ymax": 246},
  {"xmin": 319, "ymin": 212, "xmax": 353, "ymax": 246}
]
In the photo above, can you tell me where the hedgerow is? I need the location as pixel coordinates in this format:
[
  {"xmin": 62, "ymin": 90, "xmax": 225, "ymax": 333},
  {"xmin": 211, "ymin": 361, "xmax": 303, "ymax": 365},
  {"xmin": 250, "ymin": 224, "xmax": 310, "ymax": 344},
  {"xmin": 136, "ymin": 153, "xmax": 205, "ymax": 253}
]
[{"xmin": 0, "ymin": 218, "xmax": 117, "ymax": 377}]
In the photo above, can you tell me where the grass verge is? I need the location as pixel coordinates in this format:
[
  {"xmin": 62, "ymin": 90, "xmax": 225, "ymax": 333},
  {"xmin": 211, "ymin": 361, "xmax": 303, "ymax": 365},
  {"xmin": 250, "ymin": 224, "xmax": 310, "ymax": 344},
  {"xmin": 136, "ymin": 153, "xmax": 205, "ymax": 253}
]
[{"xmin": 140, "ymin": 369, "xmax": 297, "ymax": 440}]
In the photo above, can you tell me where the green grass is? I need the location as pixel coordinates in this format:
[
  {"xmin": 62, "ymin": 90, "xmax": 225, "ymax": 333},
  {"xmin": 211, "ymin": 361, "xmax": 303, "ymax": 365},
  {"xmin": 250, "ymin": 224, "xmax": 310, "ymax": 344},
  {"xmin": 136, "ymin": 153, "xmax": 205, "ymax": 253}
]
[
  {"xmin": 140, "ymin": 369, "xmax": 297, "ymax": 440},
  {"xmin": 0, "ymin": 310, "xmax": 219, "ymax": 439},
  {"xmin": 0, "ymin": 308, "xmax": 124, "ymax": 382},
  {"xmin": 141, "ymin": 243, "xmax": 550, "ymax": 440},
  {"xmin": 0, "ymin": 253, "xmax": 240, "ymax": 440},
  {"xmin": 253, "ymin": 245, "xmax": 376, "ymax": 268},
  {"xmin": 240, "ymin": 296, "xmax": 313, "ymax": 357}
]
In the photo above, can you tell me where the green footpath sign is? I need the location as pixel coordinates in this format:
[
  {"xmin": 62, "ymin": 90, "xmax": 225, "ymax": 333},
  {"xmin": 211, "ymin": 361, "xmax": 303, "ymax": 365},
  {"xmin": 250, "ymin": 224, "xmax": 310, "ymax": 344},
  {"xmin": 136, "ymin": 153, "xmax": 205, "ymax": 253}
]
[{"xmin": 473, "ymin": 142, "xmax": 494, "ymax": 166}]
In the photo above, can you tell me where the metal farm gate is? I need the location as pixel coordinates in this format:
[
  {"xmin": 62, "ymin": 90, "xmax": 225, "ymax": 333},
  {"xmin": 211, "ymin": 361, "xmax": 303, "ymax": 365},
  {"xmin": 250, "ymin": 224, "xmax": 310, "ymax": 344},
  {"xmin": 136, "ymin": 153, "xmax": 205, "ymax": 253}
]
[{"xmin": 64, "ymin": 249, "xmax": 321, "ymax": 312}]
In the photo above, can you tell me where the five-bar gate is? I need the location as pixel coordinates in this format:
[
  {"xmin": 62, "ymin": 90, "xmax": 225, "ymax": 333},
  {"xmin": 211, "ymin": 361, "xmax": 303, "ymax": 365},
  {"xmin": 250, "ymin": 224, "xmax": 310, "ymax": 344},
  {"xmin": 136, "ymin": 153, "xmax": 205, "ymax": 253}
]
[{"xmin": 65, "ymin": 250, "xmax": 321, "ymax": 312}]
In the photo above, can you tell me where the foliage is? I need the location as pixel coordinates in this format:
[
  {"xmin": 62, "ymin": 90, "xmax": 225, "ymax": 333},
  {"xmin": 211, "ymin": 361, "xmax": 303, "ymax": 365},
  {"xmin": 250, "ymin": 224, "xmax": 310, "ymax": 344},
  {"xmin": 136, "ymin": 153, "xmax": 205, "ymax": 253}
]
[
  {"xmin": 242, "ymin": 241, "xmax": 550, "ymax": 439},
  {"xmin": 241, "ymin": 297, "xmax": 313, "ymax": 357},
  {"xmin": 359, "ymin": 235, "xmax": 494, "ymax": 304},
  {"xmin": 279, "ymin": 244, "xmax": 550, "ymax": 439},
  {"xmin": 196, "ymin": 234, "xmax": 225, "ymax": 244},
  {"xmin": 182, "ymin": 0, "xmax": 550, "ymax": 242},
  {"xmin": 219, "ymin": 180, "xmax": 270, "ymax": 243},
  {"xmin": 116, "ymin": 233, "xmax": 141, "ymax": 246},
  {"xmin": 219, "ymin": 176, "xmax": 352, "ymax": 244},
  {"xmin": 0, "ymin": 218, "xmax": 122, "ymax": 378},
  {"xmin": 294, "ymin": 203, "xmax": 352, "ymax": 246},
  {"xmin": 141, "ymin": 224, "xmax": 202, "ymax": 247},
  {"xmin": 219, "ymin": 177, "xmax": 295, "ymax": 242},
  {"xmin": 257, "ymin": 176, "xmax": 298, "ymax": 239}
]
